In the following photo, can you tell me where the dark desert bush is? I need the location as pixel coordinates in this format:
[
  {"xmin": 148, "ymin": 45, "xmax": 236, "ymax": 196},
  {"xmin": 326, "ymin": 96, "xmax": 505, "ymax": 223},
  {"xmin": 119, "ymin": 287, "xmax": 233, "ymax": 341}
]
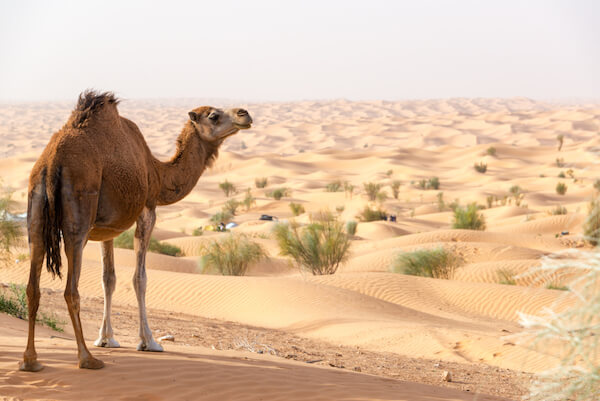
[
  {"xmin": 474, "ymin": 162, "xmax": 487, "ymax": 173},
  {"xmin": 356, "ymin": 206, "xmax": 387, "ymax": 222},
  {"xmin": 325, "ymin": 180, "xmax": 343, "ymax": 192},
  {"xmin": 255, "ymin": 177, "xmax": 268, "ymax": 188},
  {"xmin": 346, "ymin": 220, "xmax": 358, "ymax": 235},
  {"xmin": 219, "ymin": 180, "xmax": 236, "ymax": 197},
  {"xmin": 363, "ymin": 182, "xmax": 383, "ymax": 201},
  {"xmin": 392, "ymin": 247, "xmax": 461, "ymax": 279},
  {"xmin": 289, "ymin": 202, "xmax": 305, "ymax": 216},
  {"xmin": 273, "ymin": 211, "xmax": 351, "ymax": 275},
  {"xmin": 198, "ymin": 234, "xmax": 267, "ymax": 276},
  {"xmin": 486, "ymin": 146, "xmax": 497, "ymax": 156},
  {"xmin": 452, "ymin": 203, "xmax": 486, "ymax": 230},
  {"xmin": 556, "ymin": 182, "xmax": 567, "ymax": 195},
  {"xmin": 267, "ymin": 188, "xmax": 290, "ymax": 200}
]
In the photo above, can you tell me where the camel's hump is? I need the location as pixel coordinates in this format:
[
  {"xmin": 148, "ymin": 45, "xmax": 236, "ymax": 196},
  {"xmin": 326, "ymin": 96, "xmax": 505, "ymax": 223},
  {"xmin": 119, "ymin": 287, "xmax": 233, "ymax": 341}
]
[{"xmin": 68, "ymin": 90, "xmax": 120, "ymax": 129}]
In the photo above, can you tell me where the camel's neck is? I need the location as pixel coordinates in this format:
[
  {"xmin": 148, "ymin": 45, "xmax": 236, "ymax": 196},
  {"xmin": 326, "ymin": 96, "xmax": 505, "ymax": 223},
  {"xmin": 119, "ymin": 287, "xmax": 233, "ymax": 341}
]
[{"xmin": 156, "ymin": 122, "xmax": 221, "ymax": 205}]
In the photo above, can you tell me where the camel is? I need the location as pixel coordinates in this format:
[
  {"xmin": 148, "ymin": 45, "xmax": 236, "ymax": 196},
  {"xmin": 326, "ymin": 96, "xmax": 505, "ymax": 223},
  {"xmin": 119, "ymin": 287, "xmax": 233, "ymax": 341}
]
[{"xmin": 20, "ymin": 90, "xmax": 252, "ymax": 371}]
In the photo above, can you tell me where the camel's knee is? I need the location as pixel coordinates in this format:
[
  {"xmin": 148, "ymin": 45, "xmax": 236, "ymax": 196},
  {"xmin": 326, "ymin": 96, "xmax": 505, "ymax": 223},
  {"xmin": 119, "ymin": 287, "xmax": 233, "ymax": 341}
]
[
  {"xmin": 26, "ymin": 282, "xmax": 40, "ymax": 302},
  {"xmin": 64, "ymin": 287, "xmax": 80, "ymax": 309},
  {"xmin": 103, "ymin": 272, "xmax": 116, "ymax": 294}
]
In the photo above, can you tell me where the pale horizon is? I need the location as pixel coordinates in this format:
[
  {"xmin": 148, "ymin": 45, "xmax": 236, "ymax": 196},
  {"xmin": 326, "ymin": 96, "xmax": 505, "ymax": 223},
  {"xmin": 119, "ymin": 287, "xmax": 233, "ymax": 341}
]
[{"xmin": 1, "ymin": 0, "xmax": 599, "ymax": 102}]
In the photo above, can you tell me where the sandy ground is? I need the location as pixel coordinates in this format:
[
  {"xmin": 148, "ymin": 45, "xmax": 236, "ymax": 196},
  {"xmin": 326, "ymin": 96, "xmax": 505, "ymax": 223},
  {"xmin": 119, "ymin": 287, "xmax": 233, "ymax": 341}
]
[{"xmin": 1, "ymin": 97, "xmax": 599, "ymax": 400}]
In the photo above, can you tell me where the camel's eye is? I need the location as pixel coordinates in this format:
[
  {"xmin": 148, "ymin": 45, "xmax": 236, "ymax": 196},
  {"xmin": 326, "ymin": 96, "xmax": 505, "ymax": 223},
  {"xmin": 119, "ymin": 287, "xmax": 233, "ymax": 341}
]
[{"xmin": 208, "ymin": 113, "xmax": 219, "ymax": 122}]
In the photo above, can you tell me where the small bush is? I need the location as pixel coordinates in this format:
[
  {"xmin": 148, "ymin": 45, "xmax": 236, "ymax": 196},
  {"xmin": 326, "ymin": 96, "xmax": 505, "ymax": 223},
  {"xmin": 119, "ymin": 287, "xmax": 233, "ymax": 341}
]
[
  {"xmin": 545, "ymin": 283, "xmax": 569, "ymax": 291},
  {"xmin": 452, "ymin": 203, "xmax": 486, "ymax": 230},
  {"xmin": 556, "ymin": 182, "xmax": 567, "ymax": 195},
  {"xmin": 273, "ymin": 211, "xmax": 351, "ymax": 275},
  {"xmin": 497, "ymin": 269, "xmax": 516, "ymax": 285},
  {"xmin": 267, "ymin": 188, "xmax": 290, "ymax": 200},
  {"xmin": 114, "ymin": 230, "xmax": 135, "ymax": 249},
  {"xmin": 376, "ymin": 190, "xmax": 388, "ymax": 203},
  {"xmin": 343, "ymin": 182, "xmax": 355, "ymax": 198},
  {"xmin": 325, "ymin": 180, "xmax": 343, "ymax": 192},
  {"xmin": 199, "ymin": 234, "xmax": 267, "ymax": 276},
  {"xmin": 357, "ymin": 206, "xmax": 387, "ymax": 222},
  {"xmin": 149, "ymin": 239, "xmax": 182, "ymax": 257},
  {"xmin": 486, "ymin": 146, "xmax": 497, "ymax": 156},
  {"xmin": 335, "ymin": 205, "xmax": 345, "ymax": 214},
  {"xmin": 223, "ymin": 199, "xmax": 241, "ymax": 215},
  {"xmin": 385, "ymin": 169, "xmax": 393, "ymax": 177},
  {"xmin": 289, "ymin": 202, "xmax": 305, "ymax": 216},
  {"xmin": 192, "ymin": 227, "xmax": 203, "ymax": 236},
  {"xmin": 255, "ymin": 177, "xmax": 268, "ymax": 189},
  {"xmin": 0, "ymin": 187, "xmax": 21, "ymax": 264},
  {"xmin": 437, "ymin": 192, "xmax": 445, "ymax": 211},
  {"xmin": 428, "ymin": 177, "xmax": 440, "ymax": 190},
  {"xmin": 391, "ymin": 180, "xmax": 401, "ymax": 199},
  {"xmin": 549, "ymin": 205, "xmax": 567, "ymax": 215},
  {"xmin": 210, "ymin": 211, "xmax": 233, "ymax": 225},
  {"xmin": 391, "ymin": 247, "xmax": 461, "ymax": 279},
  {"xmin": 346, "ymin": 220, "xmax": 358, "ymax": 235},
  {"xmin": 486, "ymin": 195, "xmax": 494, "ymax": 209},
  {"xmin": 242, "ymin": 188, "xmax": 256, "ymax": 211},
  {"xmin": 555, "ymin": 157, "xmax": 565, "ymax": 168},
  {"xmin": 557, "ymin": 134, "xmax": 564, "ymax": 151},
  {"xmin": 474, "ymin": 162, "xmax": 487, "ymax": 173},
  {"xmin": 583, "ymin": 198, "xmax": 600, "ymax": 246},
  {"xmin": 0, "ymin": 284, "xmax": 64, "ymax": 331},
  {"xmin": 558, "ymin": 171, "xmax": 566, "ymax": 178},
  {"xmin": 363, "ymin": 182, "xmax": 383, "ymax": 201},
  {"xmin": 219, "ymin": 180, "xmax": 236, "ymax": 197}
]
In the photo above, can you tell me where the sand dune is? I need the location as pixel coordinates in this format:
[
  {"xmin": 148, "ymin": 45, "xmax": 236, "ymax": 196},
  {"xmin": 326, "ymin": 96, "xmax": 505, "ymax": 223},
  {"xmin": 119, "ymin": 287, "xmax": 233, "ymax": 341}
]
[{"xmin": 1, "ymin": 97, "xmax": 598, "ymax": 400}]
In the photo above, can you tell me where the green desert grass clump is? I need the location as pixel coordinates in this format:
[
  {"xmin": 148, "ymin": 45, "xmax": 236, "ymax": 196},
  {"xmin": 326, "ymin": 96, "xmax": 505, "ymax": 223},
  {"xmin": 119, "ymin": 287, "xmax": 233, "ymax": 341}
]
[
  {"xmin": 198, "ymin": 234, "xmax": 267, "ymax": 276},
  {"xmin": 452, "ymin": 203, "xmax": 486, "ymax": 230},
  {"xmin": 558, "ymin": 171, "xmax": 566, "ymax": 178},
  {"xmin": 583, "ymin": 198, "xmax": 600, "ymax": 246},
  {"xmin": 210, "ymin": 211, "xmax": 233, "ymax": 225},
  {"xmin": 267, "ymin": 188, "xmax": 290, "ymax": 200},
  {"xmin": 325, "ymin": 180, "xmax": 343, "ymax": 192},
  {"xmin": 418, "ymin": 177, "xmax": 440, "ymax": 190},
  {"xmin": 497, "ymin": 269, "xmax": 516, "ymax": 285},
  {"xmin": 474, "ymin": 161, "xmax": 487, "ymax": 173},
  {"xmin": 356, "ymin": 205, "xmax": 387, "ymax": 222},
  {"xmin": 289, "ymin": 202, "xmax": 305, "ymax": 216},
  {"xmin": 219, "ymin": 180, "xmax": 236, "ymax": 197},
  {"xmin": 486, "ymin": 146, "xmax": 497, "ymax": 156},
  {"xmin": 548, "ymin": 205, "xmax": 567, "ymax": 215},
  {"xmin": 273, "ymin": 211, "xmax": 351, "ymax": 275},
  {"xmin": 391, "ymin": 247, "xmax": 462, "ymax": 279},
  {"xmin": 363, "ymin": 182, "xmax": 383, "ymax": 201},
  {"xmin": 192, "ymin": 227, "xmax": 203, "ymax": 236},
  {"xmin": 223, "ymin": 199, "xmax": 241, "ymax": 215},
  {"xmin": 114, "ymin": 229, "xmax": 182, "ymax": 256},
  {"xmin": 242, "ymin": 188, "xmax": 256, "ymax": 211},
  {"xmin": 346, "ymin": 220, "xmax": 358, "ymax": 236},
  {"xmin": 255, "ymin": 177, "xmax": 268, "ymax": 188},
  {"xmin": 556, "ymin": 182, "xmax": 567, "ymax": 195},
  {"xmin": 0, "ymin": 284, "xmax": 64, "ymax": 331}
]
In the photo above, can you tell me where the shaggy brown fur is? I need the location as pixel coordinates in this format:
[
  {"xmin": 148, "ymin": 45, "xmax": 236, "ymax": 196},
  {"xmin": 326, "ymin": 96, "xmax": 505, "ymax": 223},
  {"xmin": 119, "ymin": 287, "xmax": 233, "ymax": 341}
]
[{"xmin": 20, "ymin": 90, "xmax": 252, "ymax": 372}]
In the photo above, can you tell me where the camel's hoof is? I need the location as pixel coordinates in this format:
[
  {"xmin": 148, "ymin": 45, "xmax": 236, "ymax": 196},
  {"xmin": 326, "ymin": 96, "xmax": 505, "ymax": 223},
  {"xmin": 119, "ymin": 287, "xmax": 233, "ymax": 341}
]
[
  {"xmin": 137, "ymin": 340, "xmax": 163, "ymax": 352},
  {"xmin": 94, "ymin": 337, "xmax": 120, "ymax": 348},
  {"xmin": 19, "ymin": 360, "xmax": 44, "ymax": 372},
  {"xmin": 78, "ymin": 357, "xmax": 105, "ymax": 369}
]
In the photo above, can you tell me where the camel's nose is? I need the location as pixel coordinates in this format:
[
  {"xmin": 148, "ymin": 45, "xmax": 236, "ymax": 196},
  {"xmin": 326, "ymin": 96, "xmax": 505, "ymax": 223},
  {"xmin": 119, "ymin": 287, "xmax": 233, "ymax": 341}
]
[{"xmin": 237, "ymin": 109, "xmax": 249, "ymax": 117}]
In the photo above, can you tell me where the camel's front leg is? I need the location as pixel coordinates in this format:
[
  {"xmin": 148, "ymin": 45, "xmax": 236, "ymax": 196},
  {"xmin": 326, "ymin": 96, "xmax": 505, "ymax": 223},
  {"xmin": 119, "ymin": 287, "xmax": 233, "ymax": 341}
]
[
  {"xmin": 133, "ymin": 207, "xmax": 163, "ymax": 352},
  {"xmin": 94, "ymin": 239, "xmax": 120, "ymax": 348}
]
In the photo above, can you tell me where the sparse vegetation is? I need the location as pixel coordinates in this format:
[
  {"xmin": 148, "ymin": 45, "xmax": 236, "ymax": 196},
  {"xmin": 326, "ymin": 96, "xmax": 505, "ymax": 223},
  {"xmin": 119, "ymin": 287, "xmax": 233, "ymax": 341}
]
[
  {"xmin": 346, "ymin": 220, "xmax": 358, "ymax": 235},
  {"xmin": 555, "ymin": 157, "xmax": 565, "ymax": 168},
  {"xmin": 418, "ymin": 177, "xmax": 440, "ymax": 190},
  {"xmin": 486, "ymin": 146, "xmax": 497, "ymax": 156},
  {"xmin": 335, "ymin": 205, "xmax": 345, "ymax": 214},
  {"xmin": 343, "ymin": 181, "xmax": 355, "ymax": 199},
  {"xmin": 474, "ymin": 162, "xmax": 487, "ymax": 173},
  {"xmin": 497, "ymin": 269, "xmax": 516, "ymax": 285},
  {"xmin": 594, "ymin": 179, "xmax": 600, "ymax": 193},
  {"xmin": 357, "ymin": 206, "xmax": 388, "ymax": 222},
  {"xmin": 255, "ymin": 177, "xmax": 268, "ymax": 189},
  {"xmin": 223, "ymin": 199, "xmax": 241, "ymax": 215},
  {"xmin": 556, "ymin": 182, "xmax": 567, "ymax": 195},
  {"xmin": 210, "ymin": 211, "xmax": 233, "ymax": 225},
  {"xmin": 486, "ymin": 195, "xmax": 494, "ymax": 209},
  {"xmin": 242, "ymin": 188, "xmax": 256, "ymax": 211},
  {"xmin": 192, "ymin": 227, "xmax": 204, "ymax": 236},
  {"xmin": 219, "ymin": 180, "xmax": 236, "ymax": 197},
  {"xmin": 325, "ymin": 180, "xmax": 343, "ymax": 192},
  {"xmin": 289, "ymin": 202, "xmax": 305, "ymax": 216},
  {"xmin": 0, "ymin": 284, "xmax": 64, "ymax": 331},
  {"xmin": 391, "ymin": 247, "xmax": 462, "ymax": 279},
  {"xmin": 558, "ymin": 171, "xmax": 566, "ymax": 178},
  {"xmin": 391, "ymin": 180, "xmax": 401, "ymax": 199},
  {"xmin": 198, "ymin": 234, "xmax": 267, "ymax": 276},
  {"xmin": 114, "ymin": 230, "xmax": 183, "ymax": 256},
  {"xmin": 545, "ymin": 283, "xmax": 569, "ymax": 291},
  {"xmin": 267, "ymin": 188, "xmax": 290, "ymax": 200},
  {"xmin": 583, "ymin": 198, "xmax": 600, "ymax": 246},
  {"xmin": 557, "ymin": 134, "xmax": 564, "ymax": 151},
  {"xmin": 437, "ymin": 192, "xmax": 445, "ymax": 211},
  {"xmin": 274, "ymin": 211, "xmax": 351, "ymax": 275},
  {"xmin": 0, "ymin": 185, "xmax": 21, "ymax": 264},
  {"xmin": 385, "ymin": 169, "xmax": 393, "ymax": 177},
  {"xmin": 452, "ymin": 203, "xmax": 486, "ymax": 230},
  {"xmin": 376, "ymin": 190, "xmax": 388, "ymax": 204},
  {"xmin": 549, "ymin": 205, "xmax": 567, "ymax": 215},
  {"xmin": 363, "ymin": 182, "xmax": 383, "ymax": 201}
]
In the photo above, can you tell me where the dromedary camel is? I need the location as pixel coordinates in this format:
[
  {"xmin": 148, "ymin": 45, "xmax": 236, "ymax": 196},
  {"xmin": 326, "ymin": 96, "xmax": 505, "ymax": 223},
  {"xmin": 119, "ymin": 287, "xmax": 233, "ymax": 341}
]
[{"xmin": 20, "ymin": 90, "xmax": 252, "ymax": 371}]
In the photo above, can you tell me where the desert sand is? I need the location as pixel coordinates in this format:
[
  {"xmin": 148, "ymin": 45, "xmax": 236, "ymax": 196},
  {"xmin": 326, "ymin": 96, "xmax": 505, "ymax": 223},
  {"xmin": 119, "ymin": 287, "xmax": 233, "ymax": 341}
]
[{"xmin": 1, "ymin": 97, "xmax": 599, "ymax": 400}]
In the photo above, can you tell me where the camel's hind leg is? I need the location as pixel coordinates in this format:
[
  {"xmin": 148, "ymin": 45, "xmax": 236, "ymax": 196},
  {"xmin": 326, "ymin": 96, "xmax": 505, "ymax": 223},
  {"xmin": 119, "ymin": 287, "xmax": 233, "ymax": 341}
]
[
  {"xmin": 133, "ymin": 207, "xmax": 163, "ymax": 352},
  {"xmin": 94, "ymin": 239, "xmax": 120, "ymax": 348}
]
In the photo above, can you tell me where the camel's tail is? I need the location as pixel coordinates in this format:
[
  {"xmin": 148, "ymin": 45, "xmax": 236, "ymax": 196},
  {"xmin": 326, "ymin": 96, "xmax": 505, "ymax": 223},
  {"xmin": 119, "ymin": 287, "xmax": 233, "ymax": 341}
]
[{"xmin": 40, "ymin": 166, "xmax": 62, "ymax": 278}]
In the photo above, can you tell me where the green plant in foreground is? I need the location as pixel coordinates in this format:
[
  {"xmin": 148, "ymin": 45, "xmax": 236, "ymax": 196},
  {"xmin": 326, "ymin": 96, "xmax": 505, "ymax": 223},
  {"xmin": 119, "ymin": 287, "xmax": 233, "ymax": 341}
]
[
  {"xmin": 273, "ymin": 211, "xmax": 351, "ymax": 275},
  {"xmin": 289, "ymin": 202, "xmax": 305, "ymax": 216},
  {"xmin": 198, "ymin": 234, "xmax": 267, "ymax": 276},
  {"xmin": 392, "ymin": 247, "xmax": 461, "ymax": 279},
  {"xmin": 0, "ymin": 284, "xmax": 64, "ymax": 332},
  {"xmin": 452, "ymin": 203, "xmax": 486, "ymax": 230},
  {"xmin": 114, "ymin": 230, "xmax": 182, "ymax": 256},
  {"xmin": 346, "ymin": 220, "xmax": 358, "ymax": 236},
  {"xmin": 556, "ymin": 182, "xmax": 567, "ymax": 195}
]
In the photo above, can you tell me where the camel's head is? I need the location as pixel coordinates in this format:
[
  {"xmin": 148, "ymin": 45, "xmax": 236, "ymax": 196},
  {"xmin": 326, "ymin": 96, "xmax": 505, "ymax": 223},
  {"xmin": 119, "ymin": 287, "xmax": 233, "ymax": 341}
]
[{"xmin": 188, "ymin": 106, "xmax": 253, "ymax": 142}]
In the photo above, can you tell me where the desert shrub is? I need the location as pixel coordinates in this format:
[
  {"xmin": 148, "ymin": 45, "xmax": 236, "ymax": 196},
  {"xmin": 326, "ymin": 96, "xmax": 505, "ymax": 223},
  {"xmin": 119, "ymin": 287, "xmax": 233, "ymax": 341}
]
[
  {"xmin": 376, "ymin": 190, "xmax": 388, "ymax": 203},
  {"xmin": 391, "ymin": 180, "xmax": 401, "ymax": 199},
  {"xmin": 198, "ymin": 234, "xmax": 266, "ymax": 276},
  {"xmin": 363, "ymin": 182, "xmax": 383, "ymax": 201},
  {"xmin": 210, "ymin": 211, "xmax": 233, "ymax": 225},
  {"xmin": 223, "ymin": 199, "xmax": 241, "ymax": 216},
  {"xmin": 556, "ymin": 157, "xmax": 565, "ymax": 167},
  {"xmin": 273, "ymin": 211, "xmax": 351, "ymax": 275},
  {"xmin": 557, "ymin": 134, "xmax": 564, "ymax": 151},
  {"xmin": 242, "ymin": 188, "xmax": 256, "ymax": 211},
  {"xmin": 219, "ymin": 180, "xmax": 236, "ymax": 197},
  {"xmin": 356, "ymin": 206, "xmax": 387, "ymax": 222},
  {"xmin": 114, "ymin": 230, "xmax": 135, "ymax": 249},
  {"xmin": 0, "ymin": 188, "xmax": 21, "ymax": 264},
  {"xmin": 428, "ymin": 177, "xmax": 440, "ymax": 190},
  {"xmin": 474, "ymin": 162, "xmax": 487, "ymax": 173},
  {"xmin": 558, "ymin": 171, "xmax": 566, "ymax": 178},
  {"xmin": 583, "ymin": 198, "xmax": 600, "ymax": 246},
  {"xmin": 545, "ymin": 283, "xmax": 569, "ymax": 291},
  {"xmin": 549, "ymin": 205, "xmax": 567, "ymax": 215},
  {"xmin": 556, "ymin": 182, "xmax": 567, "ymax": 195},
  {"xmin": 192, "ymin": 227, "xmax": 203, "ymax": 236},
  {"xmin": 335, "ymin": 205, "xmax": 345, "ymax": 214},
  {"xmin": 346, "ymin": 220, "xmax": 358, "ymax": 235},
  {"xmin": 255, "ymin": 177, "xmax": 268, "ymax": 188},
  {"xmin": 0, "ymin": 284, "xmax": 63, "ymax": 331},
  {"xmin": 391, "ymin": 247, "xmax": 461, "ymax": 279},
  {"xmin": 486, "ymin": 146, "xmax": 497, "ymax": 156},
  {"xmin": 150, "ymin": 239, "xmax": 182, "ymax": 256},
  {"xmin": 325, "ymin": 180, "xmax": 343, "ymax": 192},
  {"xmin": 343, "ymin": 181, "xmax": 355, "ymax": 198},
  {"xmin": 289, "ymin": 202, "xmax": 305, "ymax": 216},
  {"xmin": 452, "ymin": 203, "xmax": 486, "ymax": 230},
  {"xmin": 385, "ymin": 169, "xmax": 393, "ymax": 177},
  {"xmin": 486, "ymin": 195, "xmax": 494, "ymax": 209},
  {"xmin": 497, "ymin": 269, "xmax": 516, "ymax": 285},
  {"xmin": 267, "ymin": 188, "xmax": 290, "ymax": 200}
]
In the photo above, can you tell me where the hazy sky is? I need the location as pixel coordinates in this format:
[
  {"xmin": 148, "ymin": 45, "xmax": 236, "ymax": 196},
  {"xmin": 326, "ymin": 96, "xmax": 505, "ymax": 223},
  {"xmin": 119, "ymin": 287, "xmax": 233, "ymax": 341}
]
[{"xmin": 0, "ymin": 0, "xmax": 598, "ymax": 102}]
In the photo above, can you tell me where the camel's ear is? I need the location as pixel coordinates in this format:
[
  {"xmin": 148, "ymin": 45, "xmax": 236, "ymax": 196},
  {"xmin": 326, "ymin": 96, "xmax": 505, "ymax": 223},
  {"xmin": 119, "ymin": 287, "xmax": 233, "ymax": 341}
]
[{"xmin": 188, "ymin": 111, "xmax": 198, "ymax": 122}]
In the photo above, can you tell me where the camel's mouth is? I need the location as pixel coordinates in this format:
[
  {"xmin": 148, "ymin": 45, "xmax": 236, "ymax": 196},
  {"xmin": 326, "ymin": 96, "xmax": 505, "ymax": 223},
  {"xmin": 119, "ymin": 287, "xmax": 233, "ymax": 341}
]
[{"xmin": 233, "ymin": 123, "xmax": 252, "ymax": 130}]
